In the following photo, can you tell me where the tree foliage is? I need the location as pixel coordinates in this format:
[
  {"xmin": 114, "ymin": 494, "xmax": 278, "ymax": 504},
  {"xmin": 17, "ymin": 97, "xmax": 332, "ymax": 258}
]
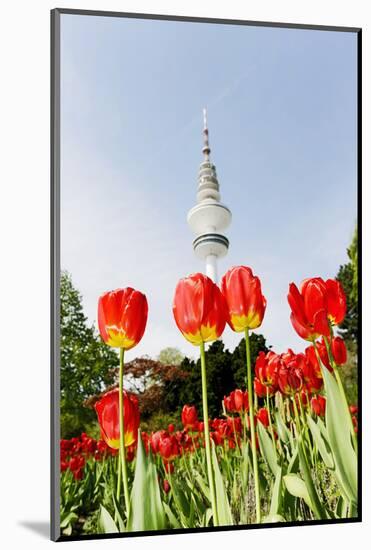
[
  {"xmin": 60, "ymin": 271, "xmax": 118, "ymax": 438},
  {"xmin": 336, "ymin": 227, "xmax": 358, "ymax": 345}
]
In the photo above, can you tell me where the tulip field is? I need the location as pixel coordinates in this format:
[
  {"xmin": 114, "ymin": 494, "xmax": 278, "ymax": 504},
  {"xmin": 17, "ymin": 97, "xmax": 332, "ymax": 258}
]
[{"xmin": 59, "ymin": 268, "xmax": 358, "ymax": 536}]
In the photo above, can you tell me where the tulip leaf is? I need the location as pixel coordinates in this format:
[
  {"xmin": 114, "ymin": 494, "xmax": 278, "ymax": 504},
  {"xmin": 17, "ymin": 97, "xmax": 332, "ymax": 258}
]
[
  {"xmin": 269, "ymin": 465, "xmax": 282, "ymax": 517},
  {"xmin": 283, "ymin": 474, "xmax": 312, "ymax": 510},
  {"xmin": 320, "ymin": 365, "xmax": 357, "ymax": 503},
  {"xmin": 274, "ymin": 409, "xmax": 291, "ymax": 446},
  {"xmin": 163, "ymin": 502, "xmax": 182, "ymax": 529},
  {"xmin": 211, "ymin": 442, "xmax": 233, "ymax": 526},
  {"xmin": 257, "ymin": 422, "xmax": 278, "ymax": 476},
  {"xmin": 297, "ymin": 436, "xmax": 328, "ymax": 520},
  {"xmin": 99, "ymin": 505, "xmax": 119, "ymax": 534},
  {"xmin": 306, "ymin": 414, "xmax": 334, "ymax": 470},
  {"xmin": 128, "ymin": 430, "xmax": 167, "ymax": 532}
]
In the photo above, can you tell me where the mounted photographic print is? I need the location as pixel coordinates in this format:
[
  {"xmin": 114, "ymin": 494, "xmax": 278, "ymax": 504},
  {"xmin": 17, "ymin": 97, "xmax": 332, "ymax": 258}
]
[{"xmin": 51, "ymin": 8, "xmax": 361, "ymax": 541}]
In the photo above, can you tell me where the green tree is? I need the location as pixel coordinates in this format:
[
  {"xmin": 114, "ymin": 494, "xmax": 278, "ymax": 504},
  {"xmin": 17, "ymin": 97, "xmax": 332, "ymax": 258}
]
[
  {"xmin": 60, "ymin": 271, "xmax": 118, "ymax": 438},
  {"xmin": 336, "ymin": 227, "xmax": 358, "ymax": 345},
  {"xmin": 163, "ymin": 334, "xmax": 269, "ymax": 418},
  {"xmin": 335, "ymin": 227, "xmax": 358, "ymax": 404}
]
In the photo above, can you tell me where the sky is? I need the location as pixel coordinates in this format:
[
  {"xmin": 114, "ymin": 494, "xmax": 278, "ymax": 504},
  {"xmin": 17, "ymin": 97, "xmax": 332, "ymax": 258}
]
[{"xmin": 60, "ymin": 14, "xmax": 357, "ymax": 361}]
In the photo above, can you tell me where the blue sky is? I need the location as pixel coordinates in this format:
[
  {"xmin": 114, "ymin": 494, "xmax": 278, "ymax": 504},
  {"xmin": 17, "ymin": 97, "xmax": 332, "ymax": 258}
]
[{"xmin": 60, "ymin": 14, "xmax": 357, "ymax": 360}]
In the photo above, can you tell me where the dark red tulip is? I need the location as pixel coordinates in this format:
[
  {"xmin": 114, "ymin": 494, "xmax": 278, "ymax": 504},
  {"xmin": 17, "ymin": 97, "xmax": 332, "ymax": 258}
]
[
  {"xmin": 288, "ymin": 278, "xmax": 346, "ymax": 341},
  {"xmin": 159, "ymin": 435, "xmax": 179, "ymax": 461},
  {"xmin": 254, "ymin": 377, "xmax": 274, "ymax": 398},
  {"xmin": 221, "ymin": 266, "xmax": 267, "ymax": 332},
  {"xmin": 173, "ymin": 273, "xmax": 227, "ymax": 345},
  {"xmin": 98, "ymin": 287, "xmax": 148, "ymax": 349},
  {"xmin": 311, "ymin": 395, "xmax": 326, "ymax": 416},
  {"xmin": 95, "ymin": 388, "xmax": 140, "ymax": 449},
  {"xmin": 181, "ymin": 405, "xmax": 198, "ymax": 430},
  {"xmin": 256, "ymin": 408, "xmax": 269, "ymax": 428},
  {"xmin": 331, "ymin": 336, "xmax": 347, "ymax": 365},
  {"xmin": 277, "ymin": 364, "xmax": 303, "ymax": 396},
  {"xmin": 163, "ymin": 479, "xmax": 171, "ymax": 494}
]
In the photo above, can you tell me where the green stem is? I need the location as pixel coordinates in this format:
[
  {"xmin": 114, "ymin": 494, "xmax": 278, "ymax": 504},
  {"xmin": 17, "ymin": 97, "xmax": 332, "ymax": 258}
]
[
  {"xmin": 266, "ymin": 393, "xmax": 278, "ymax": 462},
  {"xmin": 116, "ymin": 453, "xmax": 121, "ymax": 501},
  {"xmin": 119, "ymin": 348, "xmax": 131, "ymax": 520},
  {"xmin": 244, "ymin": 328, "xmax": 261, "ymax": 524},
  {"xmin": 200, "ymin": 341, "xmax": 219, "ymax": 527}
]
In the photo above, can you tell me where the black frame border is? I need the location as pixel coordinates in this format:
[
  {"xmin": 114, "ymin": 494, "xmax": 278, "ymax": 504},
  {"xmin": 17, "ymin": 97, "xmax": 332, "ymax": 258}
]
[{"xmin": 51, "ymin": 7, "xmax": 362, "ymax": 542}]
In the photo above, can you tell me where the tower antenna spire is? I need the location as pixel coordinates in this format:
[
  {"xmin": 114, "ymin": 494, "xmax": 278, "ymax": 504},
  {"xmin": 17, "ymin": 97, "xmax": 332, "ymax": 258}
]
[{"xmin": 202, "ymin": 107, "xmax": 211, "ymax": 160}]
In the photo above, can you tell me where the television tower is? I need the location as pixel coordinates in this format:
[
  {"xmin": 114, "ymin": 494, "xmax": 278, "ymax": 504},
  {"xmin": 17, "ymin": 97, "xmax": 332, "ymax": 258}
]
[{"xmin": 187, "ymin": 109, "xmax": 232, "ymax": 283}]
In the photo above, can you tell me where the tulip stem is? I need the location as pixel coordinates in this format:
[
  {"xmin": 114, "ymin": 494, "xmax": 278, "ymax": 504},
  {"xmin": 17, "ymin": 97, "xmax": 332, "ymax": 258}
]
[
  {"xmin": 119, "ymin": 347, "xmax": 131, "ymax": 522},
  {"xmin": 244, "ymin": 328, "xmax": 261, "ymax": 524},
  {"xmin": 266, "ymin": 394, "xmax": 278, "ymax": 462},
  {"xmin": 199, "ymin": 341, "xmax": 219, "ymax": 527}
]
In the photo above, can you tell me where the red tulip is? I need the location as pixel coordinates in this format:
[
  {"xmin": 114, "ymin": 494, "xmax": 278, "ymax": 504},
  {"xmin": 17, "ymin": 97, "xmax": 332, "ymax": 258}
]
[
  {"xmin": 349, "ymin": 405, "xmax": 358, "ymax": 415},
  {"xmin": 277, "ymin": 364, "xmax": 303, "ymax": 396},
  {"xmin": 256, "ymin": 408, "xmax": 269, "ymax": 427},
  {"xmin": 288, "ymin": 278, "xmax": 346, "ymax": 341},
  {"xmin": 311, "ymin": 395, "xmax": 326, "ymax": 416},
  {"xmin": 173, "ymin": 273, "xmax": 227, "ymax": 345},
  {"xmin": 150, "ymin": 430, "xmax": 167, "ymax": 454},
  {"xmin": 331, "ymin": 336, "xmax": 347, "ymax": 365},
  {"xmin": 98, "ymin": 288, "xmax": 148, "ymax": 349},
  {"xmin": 254, "ymin": 377, "xmax": 274, "ymax": 398},
  {"xmin": 181, "ymin": 405, "xmax": 198, "ymax": 430},
  {"xmin": 158, "ymin": 434, "xmax": 179, "ymax": 461},
  {"xmin": 95, "ymin": 388, "xmax": 140, "ymax": 449},
  {"xmin": 232, "ymin": 389, "xmax": 249, "ymax": 412},
  {"xmin": 221, "ymin": 266, "xmax": 266, "ymax": 332},
  {"xmin": 163, "ymin": 479, "xmax": 171, "ymax": 494},
  {"xmin": 255, "ymin": 351, "xmax": 279, "ymax": 390}
]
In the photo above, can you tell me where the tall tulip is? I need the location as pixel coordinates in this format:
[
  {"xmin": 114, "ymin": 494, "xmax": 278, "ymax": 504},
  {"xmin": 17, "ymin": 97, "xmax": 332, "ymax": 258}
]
[
  {"xmin": 98, "ymin": 287, "xmax": 148, "ymax": 349},
  {"xmin": 98, "ymin": 287, "xmax": 148, "ymax": 518},
  {"xmin": 221, "ymin": 265, "xmax": 266, "ymax": 523},
  {"xmin": 173, "ymin": 273, "xmax": 227, "ymax": 345},
  {"xmin": 173, "ymin": 273, "xmax": 226, "ymax": 527},
  {"xmin": 221, "ymin": 266, "xmax": 266, "ymax": 332}
]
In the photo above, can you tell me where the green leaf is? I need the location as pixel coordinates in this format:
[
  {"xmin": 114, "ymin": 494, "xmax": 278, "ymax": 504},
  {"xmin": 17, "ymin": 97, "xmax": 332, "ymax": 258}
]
[
  {"xmin": 274, "ymin": 409, "xmax": 291, "ymax": 445},
  {"xmin": 60, "ymin": 511, "xmax": 78, "ymax": 529},
  {"xmin": 128, "ymin": 430, "xmax": 167, "ymax": 532},
  {"xmin": 269, "ymin": 466, "xmax": 282, "ymax": 517},
  {"xmin": 321, "ymin": 365, "xmax": 357, "ymax": 503},
  {"xmin": 307, "ymin": 415, "xmax": 334, "ymax": 469},
  {"xmin": 211, "ymin": 442, "xmax": 233, "ymax": 526},
  {"xmin": 283, "ymin": 474, "xmax": 312, "ymax": 510},
  {"xmin": 163, "ymin": 502, "xmax": 182, "ymax": 528},
  {"xmin": 111, "ymin": 492, "xmax": 125, "ymax": 532},
  {"xmin": 297, "ymin": 436, "xmax": 328, "ymax": 520},
  {"xmin": 203, "ymin": 508, "xmax": 213, "ymax": 527},
  {"xmin": 257, "ymin": 421, "xmax": 278, "ymax": 475},
  {"xmin": 99, "ymin": 505, "xmax": 119, "ymax": 534}
]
